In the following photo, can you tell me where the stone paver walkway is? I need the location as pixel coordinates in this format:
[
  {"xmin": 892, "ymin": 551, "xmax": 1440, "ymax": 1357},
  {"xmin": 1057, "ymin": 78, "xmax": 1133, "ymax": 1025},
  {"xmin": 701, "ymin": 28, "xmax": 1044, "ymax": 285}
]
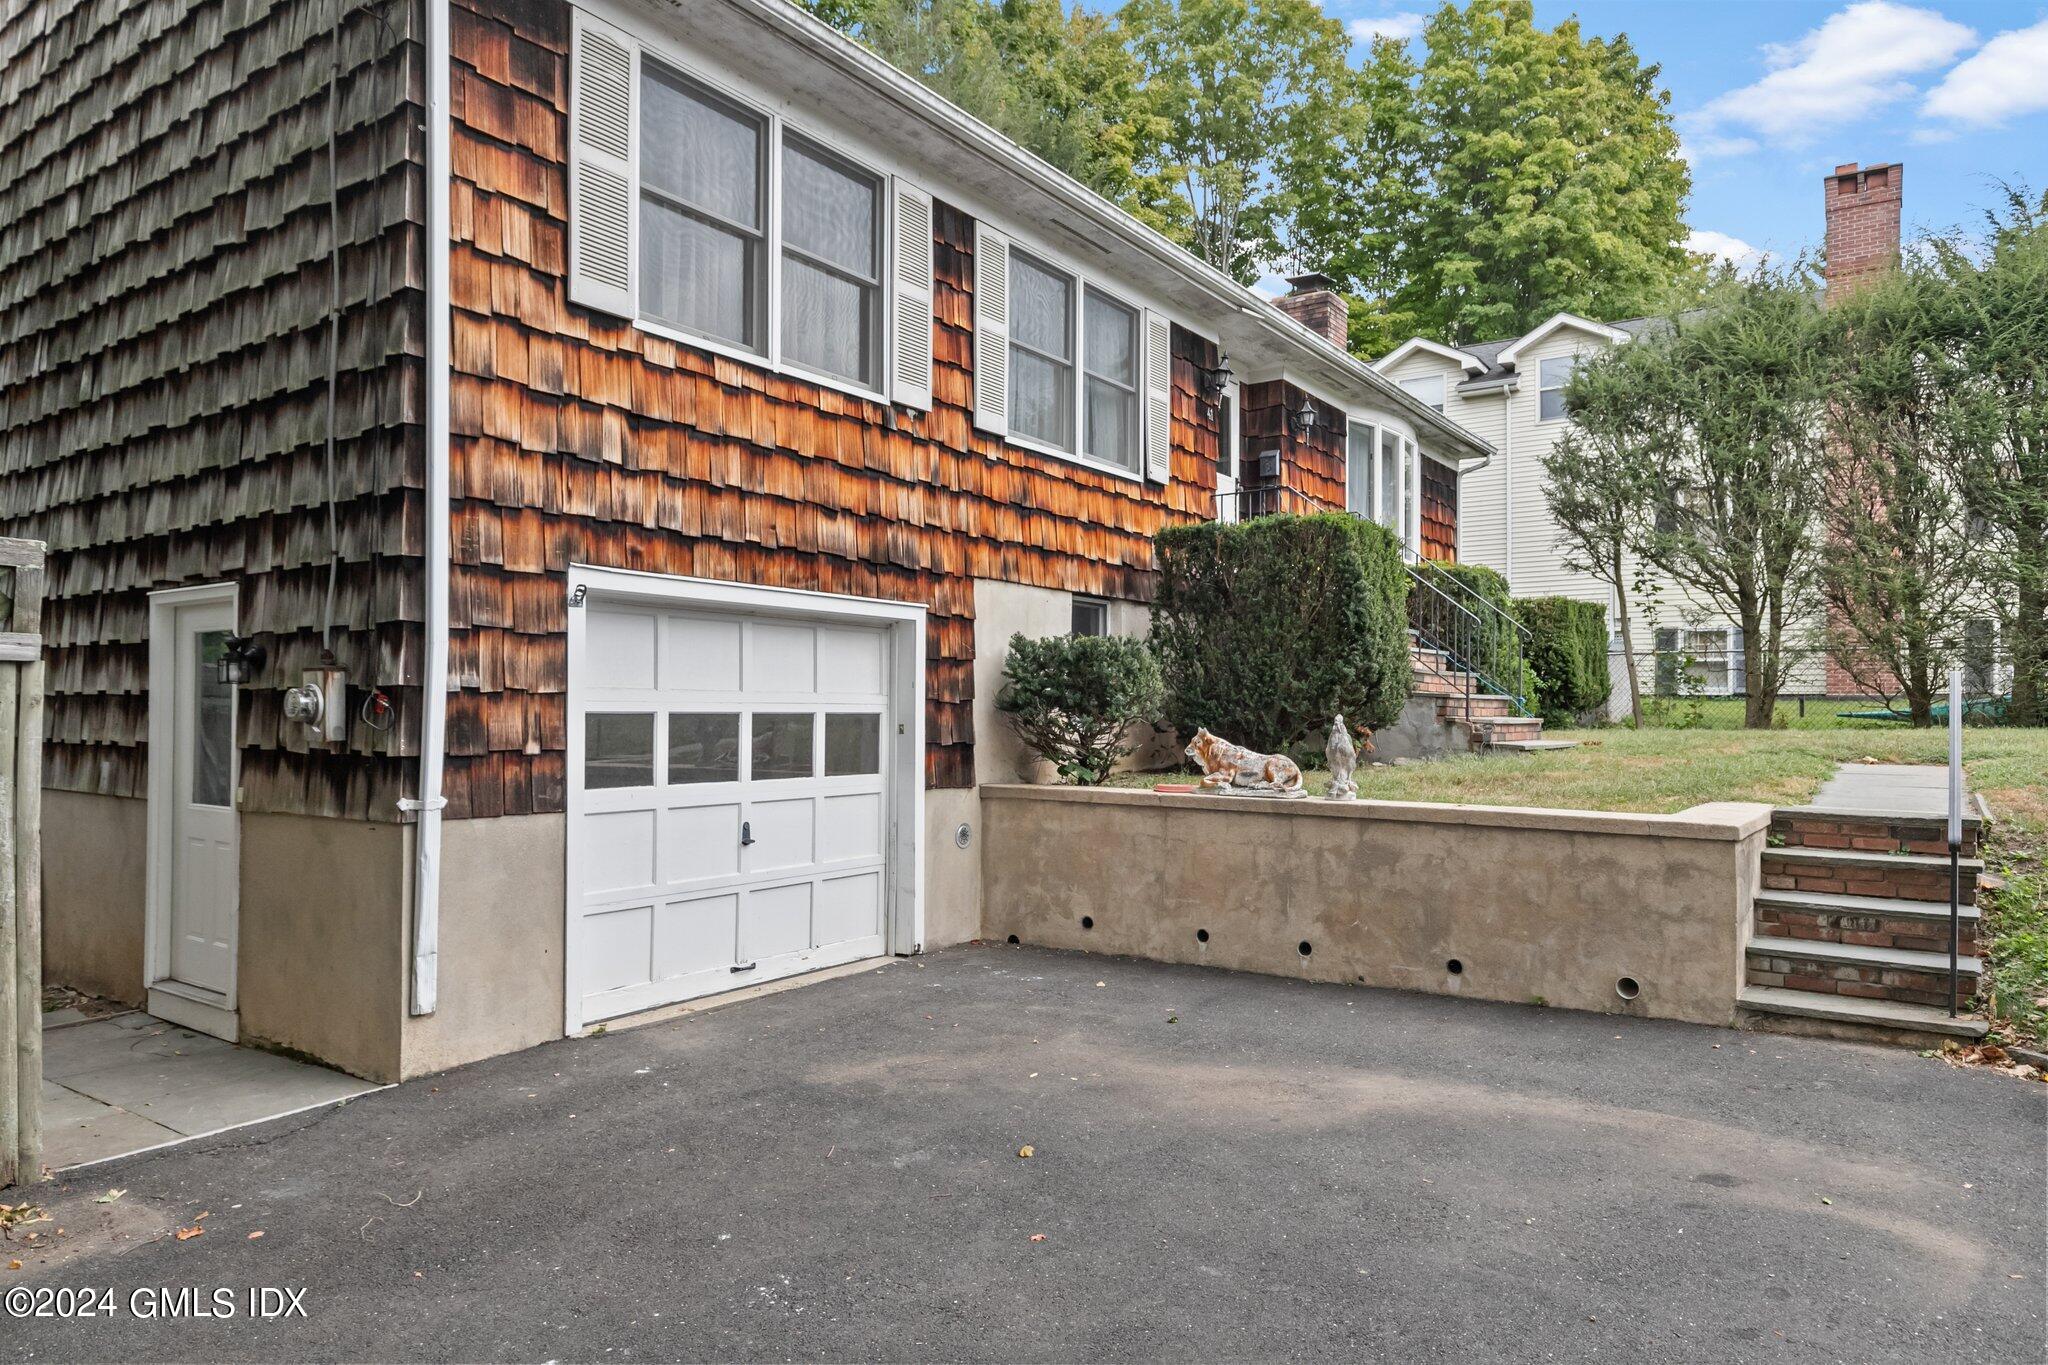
[{"xmin": 1812, "ymin": 761, "xmax": 1965, "ymax": 817}]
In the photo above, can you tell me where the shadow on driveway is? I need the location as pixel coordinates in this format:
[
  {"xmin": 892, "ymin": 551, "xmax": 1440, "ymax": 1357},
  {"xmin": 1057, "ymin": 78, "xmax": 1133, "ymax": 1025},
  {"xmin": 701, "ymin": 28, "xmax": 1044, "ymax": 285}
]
[{"xmin": 8, "ymin": 944, "xmax": 2044, "ymax": 1362}]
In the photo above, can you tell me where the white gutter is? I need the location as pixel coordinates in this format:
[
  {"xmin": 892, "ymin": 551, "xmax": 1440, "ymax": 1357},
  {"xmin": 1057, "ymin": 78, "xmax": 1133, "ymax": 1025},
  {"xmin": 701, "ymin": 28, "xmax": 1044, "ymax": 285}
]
[
  {"xmin": 1501, "ymin": 386, "xmax": 1514, "ymax": 587},
  {"xmin": 705, "ymin": 0, "xmax": 1491, "ymax": 468},
  {"xmin": 407, "ymin": 0, "xmax": 452, "ymax": 1016}
]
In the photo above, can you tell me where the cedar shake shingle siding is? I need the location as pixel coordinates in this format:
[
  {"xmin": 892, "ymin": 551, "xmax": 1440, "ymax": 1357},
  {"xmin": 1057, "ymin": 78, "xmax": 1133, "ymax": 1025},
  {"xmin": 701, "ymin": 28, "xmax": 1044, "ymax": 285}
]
[
  {"xmin": 445, "ymin": 0, "xmax": 1218, "ymax": 816},
  {"xmin": 0, "ymin": 0, "xmax": 425, "ymax": 820}
]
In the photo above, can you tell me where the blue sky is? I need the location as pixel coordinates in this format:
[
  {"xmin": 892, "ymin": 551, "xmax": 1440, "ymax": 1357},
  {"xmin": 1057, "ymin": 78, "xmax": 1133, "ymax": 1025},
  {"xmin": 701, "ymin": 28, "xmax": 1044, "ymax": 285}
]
[{"xmin": 1330, "ymin": 0, "xmax": 2048, "ymax": 269}]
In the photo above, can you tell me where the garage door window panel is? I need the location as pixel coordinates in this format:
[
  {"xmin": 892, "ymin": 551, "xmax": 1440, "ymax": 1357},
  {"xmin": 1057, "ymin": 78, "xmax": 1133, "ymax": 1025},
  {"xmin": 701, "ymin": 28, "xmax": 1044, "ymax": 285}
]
[
  {"xmin": 751, "ymin": 712, "xmax": 815, "ymax": 779},
  {"xmin": 586, "ymin": 712, "xmax": 656, "ymax": 789},
  {"xmin": 824, "ymin": 712, "xmax": 881, "ymax": 776},
  {"xmin": 669, "ymin": 712, "xmax": 740, "ymax": 784}
]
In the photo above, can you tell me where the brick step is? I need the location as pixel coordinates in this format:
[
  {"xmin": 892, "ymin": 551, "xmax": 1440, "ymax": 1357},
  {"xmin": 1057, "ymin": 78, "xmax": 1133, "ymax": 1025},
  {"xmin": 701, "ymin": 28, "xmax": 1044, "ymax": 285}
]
[
  {"xmin": 1761, "ymin": 845, "xmax": 1980, "ymax": 905},
  {"xmin": 1772, "ymin": 805, "xmax": 1982, "ymax": 859},
  {"xmin": 1472, "ymin": 716, "xmax": 1544, "ymax": 738},
  {"xmin": 1746, "ymin": 935, "xmax": 1978, "ymax": 1011},
  {"xmin": 1412, "ymin": 673, "xmax": 1484, "ymax": 698},
  {"xmin": 1738, "ymin": 985, "xmax": 1988, "ymax": 1042},
  {"xmin": 1755, "ymin": 888, "xmax": 1978, "ymax": 956},
  {"xmin": 1438, "ymin": 694, "xmax": 1516, "ymax": 719}
]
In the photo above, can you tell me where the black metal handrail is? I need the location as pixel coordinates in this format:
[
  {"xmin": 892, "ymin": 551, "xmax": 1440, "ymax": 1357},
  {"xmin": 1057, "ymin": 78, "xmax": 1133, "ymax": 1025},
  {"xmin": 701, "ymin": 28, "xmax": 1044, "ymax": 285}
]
[
  {"xmin": 1213, "ymin": 486, "xmax": 1305, "ymax": 522},
  {"xmin": 1405, "ymin": 563, "xmax": 1533, "ymax": 717}
]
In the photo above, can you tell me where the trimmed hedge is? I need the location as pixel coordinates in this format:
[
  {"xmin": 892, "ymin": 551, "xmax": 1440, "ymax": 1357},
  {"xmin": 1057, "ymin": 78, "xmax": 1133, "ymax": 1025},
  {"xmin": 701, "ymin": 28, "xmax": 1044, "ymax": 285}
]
[
  {"xmin": 1151, "ymin": 513, "xmax": 1410, "ymax": 753},
  {"xmin": 1410, "ymin": 561, "xmax": 1534, "ymax": 706},
  {"xmin": 1515, "ymin": 597, "xmax": 1611, "ymax": 723}
]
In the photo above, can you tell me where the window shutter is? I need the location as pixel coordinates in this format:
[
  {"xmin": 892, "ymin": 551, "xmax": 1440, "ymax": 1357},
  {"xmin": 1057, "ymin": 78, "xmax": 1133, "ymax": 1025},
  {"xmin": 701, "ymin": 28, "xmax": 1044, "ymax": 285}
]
[
  {"xmin": 1729, "ymin": 627, "xmax": 1746, "ymax": 696},
  {"xmin": 971, "ymin": 222, "xmax": 1009, "ymax": 437},
  {"xmin": 1142, "ymin": 309, "xmax": 1172, "ymax": 483},
  {"xmin": 568, "ymin": 8, "xmax": 638, "ymax": 319},
  {"xmin": 890, "ymin": 179, "xmax": 934, "ymax": 411}
]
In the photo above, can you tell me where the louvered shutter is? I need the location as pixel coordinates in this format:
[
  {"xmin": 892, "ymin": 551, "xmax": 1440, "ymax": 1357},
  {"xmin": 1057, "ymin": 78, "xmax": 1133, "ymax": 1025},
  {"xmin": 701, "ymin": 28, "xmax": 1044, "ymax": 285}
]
[
  {"xmin": 1142, "ymin": 310, "xmax": 1172, "ymax": 483},
  {"xmin": 890, "ymin": 179, "xmax": 934, "ymax": 410},
  {"xmin": 568, "ymin": 8, "xmax": 638, "ymax": 318},
  {"xmin": 971, "ymin": 222, "xmax": 1009, "ymax": 436}
]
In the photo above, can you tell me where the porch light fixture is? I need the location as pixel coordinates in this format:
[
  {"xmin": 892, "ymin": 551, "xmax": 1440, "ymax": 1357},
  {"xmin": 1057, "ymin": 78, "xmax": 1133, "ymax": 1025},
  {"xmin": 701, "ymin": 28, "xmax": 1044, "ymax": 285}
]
[
  {"xmin": 1196, "ymin": 356, "xmax": 1233, "ymax": 404},
  {"xmin": 1290, "ymin": 399, "xmax": 1322, "ymax": 434},
  {"xmin": 217, "ymin": 633, "xmax": 265, "ymax": 686}
]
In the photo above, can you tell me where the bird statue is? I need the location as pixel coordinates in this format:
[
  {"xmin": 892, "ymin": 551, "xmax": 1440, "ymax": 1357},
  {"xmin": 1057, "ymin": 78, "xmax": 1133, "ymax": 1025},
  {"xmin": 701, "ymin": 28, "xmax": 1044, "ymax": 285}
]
[{"xmin": 1325, "ymin": 713, "xmax": 1359, "ymax": 801}]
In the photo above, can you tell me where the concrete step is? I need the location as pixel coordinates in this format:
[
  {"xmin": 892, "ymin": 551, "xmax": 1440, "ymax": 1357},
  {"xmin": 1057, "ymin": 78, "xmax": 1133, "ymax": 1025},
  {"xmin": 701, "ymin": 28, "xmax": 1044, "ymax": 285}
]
[
  {"xmin": 1746, "ymin": 934, "xmax": 1978, "ymax": 1011},
  {"xmin": 1772, "ymin": 805, "xmax": 1981, "ymax": 859},
  {"xmin": 1738, "ymin": 985, "xmax": 1989, "ymax": 1042},
  {"xmin": 1755, "ymin": 888, "xmax": 1978, "ymax": 956},
  {"xmin": 1486, "ymin": 738, "xmax": 1578, "ymax": 752},
  {"xmin": 1761, "ymin": 845, "xmax": 1981, "ymax": 905}
]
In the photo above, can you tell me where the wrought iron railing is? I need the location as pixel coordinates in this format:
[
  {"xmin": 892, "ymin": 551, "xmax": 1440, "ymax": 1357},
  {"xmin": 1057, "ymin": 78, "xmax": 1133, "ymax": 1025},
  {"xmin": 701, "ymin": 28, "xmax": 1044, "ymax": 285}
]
[
  {"xmin": 1405, "ymin": 562, "xmax": 1533, "ymax": 717},
  {"xmin": 1213, "ymin": 485, "xmax": 1316, "ymax": 523}
]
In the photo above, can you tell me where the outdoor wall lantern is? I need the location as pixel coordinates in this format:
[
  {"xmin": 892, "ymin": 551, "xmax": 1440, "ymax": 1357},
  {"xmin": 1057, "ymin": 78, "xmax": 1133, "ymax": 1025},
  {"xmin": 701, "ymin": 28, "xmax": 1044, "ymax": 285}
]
[
  {"xmin": 217, "ymin": 633, "xmax": 266, "ymax": 686},
  {"xmin": 1196, "ymin": 356, "xmax": 1233, "ymax": 404},
  {"xmin": 1290, "ymin": 399, "xmax": 1322, "ymax": 434}
]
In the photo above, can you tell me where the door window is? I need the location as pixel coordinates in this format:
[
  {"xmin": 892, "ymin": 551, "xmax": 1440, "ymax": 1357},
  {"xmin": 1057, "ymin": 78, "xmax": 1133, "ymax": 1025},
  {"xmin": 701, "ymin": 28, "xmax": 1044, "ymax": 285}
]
[
  {"xmin": 191, "ymin": 629, "xmax": 233, "ymax": 807},
  {"xmin": 668, "ymin": 712, "xmax": 740, "ymax": 784},
  {"xmin": 824, "ymin": 713, "xmax": 881, "ymax": 776},
  {"xmin": 751, "ymin": 713, "xmax": 815, "ymax": 779},
  {"xmin": 586, "ymin": 712, "xmax": 656, "ymax": 789}
]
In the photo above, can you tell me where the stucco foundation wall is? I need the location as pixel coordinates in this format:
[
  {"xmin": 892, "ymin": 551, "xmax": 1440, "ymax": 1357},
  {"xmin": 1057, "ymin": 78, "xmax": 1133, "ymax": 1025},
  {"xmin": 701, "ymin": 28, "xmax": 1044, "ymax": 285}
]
[
  {"xmin": 1365, "ymin": 695, "xmax": 1464, "ymax": 763},
  {"xmin": 982, "ymin": 787, "xmax": 1769, "ymax": 1026},
  {"xmin": 401, "ymin": 813, "xmax": 567, "ymax": 1079},
  {"xmin": 971, "ymin": 579, "xmax": 1176, "ymax": 785},
  {"xmin": 238, "ymin": 813, "xmax": 407, "ymax": 1082},
  {"xmin": 42, "ymin": 790, "xmax": 148, "ymax": 1006},
  {"xmin": 923, "ymin": 788, "xmax": 982, "ymax": 948}
]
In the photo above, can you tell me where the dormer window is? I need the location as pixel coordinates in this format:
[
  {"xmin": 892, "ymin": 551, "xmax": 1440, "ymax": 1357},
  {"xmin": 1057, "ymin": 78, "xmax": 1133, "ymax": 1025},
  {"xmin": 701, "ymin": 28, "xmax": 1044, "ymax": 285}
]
[
  {"xmin": 1398, "ymin": 374, "xmax": 1444, "ymax": 412},
  {"xmin": 1538, "ymin": 355, "xmax": 1578, "ymax": 422}
]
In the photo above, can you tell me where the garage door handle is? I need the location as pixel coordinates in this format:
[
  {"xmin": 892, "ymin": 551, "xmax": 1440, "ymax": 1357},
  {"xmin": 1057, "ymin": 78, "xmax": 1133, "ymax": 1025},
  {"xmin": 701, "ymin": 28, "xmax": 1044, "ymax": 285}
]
[
  {"xmin": 739, "ymin": 821, "xmax": 755, "ymax": 847},
  {"xmin": 730, "ymin": 961, "xmax": 757, "ymax": 974}
]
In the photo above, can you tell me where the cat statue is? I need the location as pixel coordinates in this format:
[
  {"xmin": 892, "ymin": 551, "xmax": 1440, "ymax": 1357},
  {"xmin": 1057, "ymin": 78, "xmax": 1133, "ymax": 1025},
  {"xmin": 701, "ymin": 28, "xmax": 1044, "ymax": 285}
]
[{"xmin": 1185, "ymin": 727, "xmax": 1306, "ymax": 798}]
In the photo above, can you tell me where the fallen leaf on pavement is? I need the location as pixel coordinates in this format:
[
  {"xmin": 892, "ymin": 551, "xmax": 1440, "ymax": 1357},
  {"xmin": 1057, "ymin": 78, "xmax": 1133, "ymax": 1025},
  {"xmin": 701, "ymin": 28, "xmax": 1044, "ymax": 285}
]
[
  {"xmin": 1017, "ymin": 1145, "xmax": 1035, "ymax": 1159},
  {"xmin": 175, "ymin": 1226, "xmax": 204, "ymax": 1241},
  {"xmin": 247, "ymin": 1231, "xmax": 265, "ymax": 1240},
  {"xmin": 94, "ymin": 1189, "xmax": 126, "ymax": 1204}
]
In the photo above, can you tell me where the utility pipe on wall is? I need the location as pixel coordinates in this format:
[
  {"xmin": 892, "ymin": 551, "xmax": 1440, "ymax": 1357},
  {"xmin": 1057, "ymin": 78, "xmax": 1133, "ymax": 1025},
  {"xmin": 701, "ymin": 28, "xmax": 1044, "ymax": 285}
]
[{"xmin": 408, "ymin": 0, "xmax": 452, "ymax": 1016}]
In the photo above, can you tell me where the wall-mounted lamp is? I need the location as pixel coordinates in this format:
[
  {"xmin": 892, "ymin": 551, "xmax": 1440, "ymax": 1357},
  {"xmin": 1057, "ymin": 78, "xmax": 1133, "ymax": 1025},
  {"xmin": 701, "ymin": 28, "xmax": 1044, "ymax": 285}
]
[
  {"xmin": 217, "ymin": 634, "xmax": 266, "ymax": 686},
  {"xmin": 1196, "ymin": 356, "xmax": 1234, "ymax": 405},
  {"xmin": 1290, "ymin": 399, "xmax": 1322, "ymax": 434}
]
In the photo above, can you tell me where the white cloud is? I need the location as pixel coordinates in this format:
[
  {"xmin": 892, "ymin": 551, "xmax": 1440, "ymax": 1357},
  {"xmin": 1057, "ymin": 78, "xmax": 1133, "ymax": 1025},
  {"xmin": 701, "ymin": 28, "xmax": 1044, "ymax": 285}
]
[
  {"xmin": 1923, "ymin": 17, "xmax": 2048, "ymax": 126},
  {"xmin": 1677, "ymin": 131, "xmax": 1761, "ymax": 164},
  {"xmin": 1697, "ymin": 1, "xmax": 1976, "ymax": 142},
  {"xmin": 1347, "ymin": 13, "xmax": 1425, "ymax": 45},
  {"xmin": 1685, "ymin": 229, "xmax": 1765, "ymax": 273}
]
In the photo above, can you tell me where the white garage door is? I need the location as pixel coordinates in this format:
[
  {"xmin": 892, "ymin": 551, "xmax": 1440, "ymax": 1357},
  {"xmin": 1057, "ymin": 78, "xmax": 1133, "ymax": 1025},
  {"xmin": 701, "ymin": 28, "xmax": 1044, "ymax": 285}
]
[{"xmin": 570, "ymin": 603, "xmax": 895, "ymax": 1025}]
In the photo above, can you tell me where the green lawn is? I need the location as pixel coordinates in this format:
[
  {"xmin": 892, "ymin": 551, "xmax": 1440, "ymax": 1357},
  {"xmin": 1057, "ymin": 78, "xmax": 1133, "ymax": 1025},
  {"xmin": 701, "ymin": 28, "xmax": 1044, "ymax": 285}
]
[{"xmin": 1108, "ymin": 725, "xmax": 2048, "ymax": 1045}]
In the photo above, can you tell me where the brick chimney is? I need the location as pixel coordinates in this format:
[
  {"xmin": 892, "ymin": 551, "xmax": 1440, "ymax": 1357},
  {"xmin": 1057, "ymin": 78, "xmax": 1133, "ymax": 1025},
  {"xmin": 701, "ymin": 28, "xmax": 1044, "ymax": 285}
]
[
  {"xmin": 1275, "ymin": 272, "xmax": 1349, "ymax": 350},
  {"xmin": 1823, "ymin": 161, "xmax": 1901, "ymax": 302}
]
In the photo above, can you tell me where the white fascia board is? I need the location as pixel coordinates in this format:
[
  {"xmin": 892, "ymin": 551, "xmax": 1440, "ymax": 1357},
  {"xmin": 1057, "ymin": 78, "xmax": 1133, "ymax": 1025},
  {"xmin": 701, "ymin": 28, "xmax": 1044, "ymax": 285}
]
[
  {"xmin": 1496, "ymin": 313, "xmax": 1632, "ymax": 367},
  {"xmin": 1375, "ymin": 337, "xmax": 1485, "ymax": 374}
]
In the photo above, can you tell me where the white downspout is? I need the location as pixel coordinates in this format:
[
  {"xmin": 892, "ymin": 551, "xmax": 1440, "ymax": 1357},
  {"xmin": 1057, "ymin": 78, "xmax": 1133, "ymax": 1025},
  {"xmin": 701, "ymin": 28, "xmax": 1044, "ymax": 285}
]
[
  {"xmin": 1501, "ymin": 386, "xmax": 1514, "ymax": 588},
  {"xmin": 408, "ymin": 0, "xmax": 452, "ymax": 1015}
]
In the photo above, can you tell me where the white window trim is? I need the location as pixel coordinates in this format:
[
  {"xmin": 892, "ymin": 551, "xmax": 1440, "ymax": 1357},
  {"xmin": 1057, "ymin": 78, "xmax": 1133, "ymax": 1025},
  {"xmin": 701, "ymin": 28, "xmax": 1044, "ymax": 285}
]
[
  {"xmin": 634, "ymin": 50, "xmax": 894, "ymax": 404},
  {"xmin": 1003, "ymin": 245, "xmax": 1148, "ymax": 483},
  {"xmin": 1397, "ymin": 373, "xmax": 1445, "ymax": 413}
]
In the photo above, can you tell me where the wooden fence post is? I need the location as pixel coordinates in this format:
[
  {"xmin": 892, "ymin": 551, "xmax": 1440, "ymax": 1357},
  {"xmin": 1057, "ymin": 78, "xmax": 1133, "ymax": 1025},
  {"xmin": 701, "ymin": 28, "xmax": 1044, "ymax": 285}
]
[{"xmin": 0, "ymin": 539, "xmax": 44, "ymax": 1188}]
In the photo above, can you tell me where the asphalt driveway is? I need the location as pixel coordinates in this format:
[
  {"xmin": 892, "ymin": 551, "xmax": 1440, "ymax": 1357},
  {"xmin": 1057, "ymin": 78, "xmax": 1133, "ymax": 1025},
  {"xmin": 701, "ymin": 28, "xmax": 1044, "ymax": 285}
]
[{"xmin": 7, "ymin": 944, "xmax": 2044, "ymax": 1362}]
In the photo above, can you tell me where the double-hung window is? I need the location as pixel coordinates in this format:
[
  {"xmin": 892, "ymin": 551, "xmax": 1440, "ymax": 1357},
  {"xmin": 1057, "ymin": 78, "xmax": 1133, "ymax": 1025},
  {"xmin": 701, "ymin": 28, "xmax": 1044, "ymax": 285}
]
[
  {"xmin": 1537, "ymin": 355, "xmax": 1577, "ymax": 422},
  {"xmin": 1006, "ymin": 249, "xmax": 1144, "ymax": 475},
  {"xmin": 640, "ymin": 64, "xmax": 767, "ymax": 351},
  {"xmin": 635, "ymin": 57, "xmax": 890, "ymax": 394},
  {"xmin": 780, "ymin": 136, "xmax": 883, "ymax": 389},
  {"xmin": 1009, "ymin": 251, "xmax": 1076, "ymax": 451},
  {"xmin": 1346, "ymin": 420, "xmax": 1377, "ymax": 517}
]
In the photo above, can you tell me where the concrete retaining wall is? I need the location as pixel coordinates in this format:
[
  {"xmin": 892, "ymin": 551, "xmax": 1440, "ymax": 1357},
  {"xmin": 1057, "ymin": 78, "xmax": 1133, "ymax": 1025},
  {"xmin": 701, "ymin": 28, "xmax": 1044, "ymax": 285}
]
[{"xmin": 981, "ymin": 786, "xmax": 1771, "ymax": 1026}]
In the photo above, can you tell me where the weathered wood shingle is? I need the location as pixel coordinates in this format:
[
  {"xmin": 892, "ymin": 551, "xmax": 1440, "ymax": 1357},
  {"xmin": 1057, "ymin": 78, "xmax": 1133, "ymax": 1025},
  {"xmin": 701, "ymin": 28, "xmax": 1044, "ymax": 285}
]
[{"xmin": 0, "ymin": 0, "xmax": 425, "ymax": 818}]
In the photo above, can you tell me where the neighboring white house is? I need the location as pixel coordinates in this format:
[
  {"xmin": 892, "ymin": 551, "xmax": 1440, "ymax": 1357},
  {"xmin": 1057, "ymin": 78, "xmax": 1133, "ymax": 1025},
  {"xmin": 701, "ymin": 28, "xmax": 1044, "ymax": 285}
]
[{"xmin": 1374, "ymin": 312, "xmax": 1829, "ymax": 713}]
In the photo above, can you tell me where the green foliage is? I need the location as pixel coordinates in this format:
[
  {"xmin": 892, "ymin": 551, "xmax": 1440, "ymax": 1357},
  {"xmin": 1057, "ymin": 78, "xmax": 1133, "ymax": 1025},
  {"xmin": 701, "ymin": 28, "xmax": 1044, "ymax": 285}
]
[
  {"xmin": 1413, "ymin": 561, "xmax": 1533, "ymax": 705},
  {"xmin": 1515, "ymin": 597, "xmax": 1610, "ymax": 724},
  {"xmin": 1920, "ymin": 187, "xmax": 2048, "ymax": 726},
  {"xmin": 1150, "ymin": 513, "xmax": 1410, "ymax": 753},
  {"xmin": 1119, "ymin": 0, "xmax": 1353, "ymax": 280},
  {"xmin": 995, "ymin": 633, "xmax": 1165, "ymax": 785},
  {"xmin": 1299, "ymin": 0, "xmax": 1691, "ymax": 345},
  {"xmin": 793, "ymin": 0, "xmax": 1177, "ymax": 225}
]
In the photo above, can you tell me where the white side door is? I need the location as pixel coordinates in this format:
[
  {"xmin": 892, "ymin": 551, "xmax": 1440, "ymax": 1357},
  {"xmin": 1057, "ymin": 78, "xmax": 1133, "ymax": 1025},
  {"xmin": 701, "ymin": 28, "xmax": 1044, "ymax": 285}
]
[{"xmin": 148, "ymin": 591, "xmax": 240, "ymax": 1036}]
